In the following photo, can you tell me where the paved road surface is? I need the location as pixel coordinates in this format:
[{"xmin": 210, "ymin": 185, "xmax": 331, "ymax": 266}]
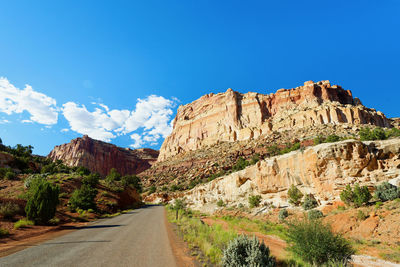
[{"xmin": 0, "ymin": 205, "xmax": 177, "ymax": 267}]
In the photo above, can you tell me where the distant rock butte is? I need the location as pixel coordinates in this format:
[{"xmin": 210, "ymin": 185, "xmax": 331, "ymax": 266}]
[
  {"xmin": 48, "ymin": 135, "xmax": 159, "ymax": 176},
  {"xmin": 159, "ymin": 80, "xmax": 391, "ymax": 161}
]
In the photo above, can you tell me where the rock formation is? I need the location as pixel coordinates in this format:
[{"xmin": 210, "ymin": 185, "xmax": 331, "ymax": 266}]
[
  {"xmin": 159, "ymin": 80, "xmax": 391, "ymax": 161},
  {"xmin": 48, "ymin": 135, "xmax": 159, "ymax": 176},
  {"xmin": 182, "ymin": 138, "xmax": 400, "ymax": 213}
]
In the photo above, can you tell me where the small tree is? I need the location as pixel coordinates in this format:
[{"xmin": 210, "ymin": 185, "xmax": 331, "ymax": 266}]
[
  {"xmin": 121, "ymin": 175, "xmax": 142, "ymax": 192},
  {"xmin": 325, "ymin": 134, "xmax": 341, "ymax": 143},
  {"xmin": 25, "ymin": 178, "xmax": 59, "ymax": 224},
  {"xmin": 173, "ymin": 198, "xmax": 186, "ymax": 220},
  {"xmin": 288, "ymin": 185, "xmax": 303, "ymax": 206},
  {"xmin": 69, "ymin": 184, "xmax": 98, "ymax": 211},
  {"xmin": 222, "ymin": 235, "xmax": 276, "ymax": 267},
  {"xmin": 82, "ymin": 173, "xmax": 100, "ymax": 187},
  {"xmin": 340, "ymin": 184, "xmax": 371, "ymax": 207},
  {"xmin": 286, "ymin": 219, "xmax": 354, "ymax": 265},
  {"xmin": 375, "ymin": 182, "xmax": 400, "ymax": 202},
  {"xmin": 278, "ymin": 209, "xmax": 289, "ymax": 221},
  {"xmin": 308, "ymin": 209, "xmax": 323, "ymax": 220},
  {"xmin": 249, "ymin": 195, "xmax": 262, "ymax": 208},
  {"xmin": 106, "ymin": 168, "xmax": 121, "ymax": 184},
  {"xmin": 302, "ymin": 194, "xmax": 318, "ymax": 210}
]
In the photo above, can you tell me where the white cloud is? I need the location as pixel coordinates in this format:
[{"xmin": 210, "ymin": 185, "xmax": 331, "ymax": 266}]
[
  {"xmin": 61, "ymin": 128, "xmax": 69, "ymax": 132},
  {"xmin": 0, "ymin": 77, "xmax": 58, "ymax": 125},
  {"xmin": 62, "ymin": 95, "xmax": 177, "ymax": 147},
  {"xmin": 130, "ymin": 133, "xmax": 144, "ymax": 149},
  {"xmin": 0, "ymin": 119, "xmax": 10, "ymax": 124}
]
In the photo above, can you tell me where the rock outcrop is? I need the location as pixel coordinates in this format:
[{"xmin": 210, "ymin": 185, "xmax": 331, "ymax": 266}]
[
  {"xmin": 182, "ymin": 139, "xmax": 400, "ymax": 213},
  {"xmin": 48, "ymin": 135, "xmax": 159, "ymax": 176},
  {"xmin": 159, "ymin": 80, "xmax": 391, "ymax": 161}
]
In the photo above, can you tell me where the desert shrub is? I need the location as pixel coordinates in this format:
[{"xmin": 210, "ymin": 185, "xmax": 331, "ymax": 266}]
[
  {"xmin": 217, "ymin": 199, "xmax": 225, "ymax": 207},
  {"xmin": 4, "ymin": 170, "xmax": 16, "ymax": 180},
  {"xmin": 356, "ymin": 210, "xmax": 367, "ymax": 221},
  {"xmin": 148, "ymin": 185, "xmax": 156, "ymax": 194},
  {"xmin": 69, "ymin": 184, "xmax": 98, "ymax": 211},
  {"xmin": 82, "ymin": 173, "xmax": 100, "ymax": 187},
  {"xmin": 249, "ymin": 195, "xmax": 262, "ymax": 208},
  {"xmin": 232, "ymin": 157, "xmax": 250, "ymax": 172},
  {"xmin": 76, "ymin": 166, "xmax": 91, "ymax": 176},
  {"xmin": 314, "ymin": 136, "xmax": 325, "ymax": 145},
  {"xmin": 359, "ymin": 127, "xmax": 387, "ymax": 141},
  {"xmin": 121, "ymin": 175, "xmax": 142, "ymax": 192},
  {"xmin": 302, "ymin": 194, "xmax": 318, "ymax": 210},
  {"xmin": 386, "ymin": 127, "xmax": 400, "ymax": 138},
  {"xmin": 0, "ymin": 228, "xmax": 9, "ymax": 237},
  {"xmin": 222, "ymin": 235, "xmax": 276, "ymax": 267},
  {"xmin": 105, "ymin": 168, "xmax": 121, "ymax": 184},
  {"xmin": 41, "ymin": 163, "xmax": 56, "ymax": 174},
  {"xmin": 288, "ymin": 185, "xmax": 303, "ymax": 206},
  {"xmin": 280, "ymin": 142, "xmax": 301, "ymax": 155},
  {"xmin": 374, "ymin": 182, "xmax": 400, "ymax": 202},
  {"xmin": 308, "ymin": 209, "xmax": 323, "ymax": 220},
  {"xmin": 340, "ymin": 184, "xmax": 371, "ymax": 207},
  {"xmin": 0, "ymin": 202, "xmax": 21, "ymax": 219},
  {"xmin": 25, "ymin": 178, "xmax": 59, "ymax": 224},
  {"xmin": 14, "ymin": 219, "xmax": 34, "ymax": 229},
  {"xmin": 278, "ymin": 209, "xmax": 288, "ymax": 221},
  {"xmin": 375, "ymin": 201, "xmax": 383, "ymax": 209},
  {"xmin": 325, "ymin": 134, "xmax": 341, "ymax": 143},
  {"xmin": 267, "ymin": 145, "xmax": 281, "ymax": 156},
  {"xmin": 173, "ymin": 198, "xmax": 186, "ymax": 220},
  {"xmin": 286, "ymin": 219, "xmax": 354, "ymax": 265},
  {"xmin": 170, "ymin": 184, "xmax": 184, "ymax": 192},
  {"xmin": 250, "ymin": 154, "xmax": 260, "ymax": 165}
]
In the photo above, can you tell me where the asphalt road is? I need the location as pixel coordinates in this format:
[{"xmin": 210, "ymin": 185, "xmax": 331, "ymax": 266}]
[{"xmin": 0, "ymin": 205, "xmax": 177, "ymax": 267}]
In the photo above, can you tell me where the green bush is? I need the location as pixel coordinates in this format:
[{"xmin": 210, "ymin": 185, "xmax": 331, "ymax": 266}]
[
  {"xmin": 121, "ymin": 175, "xmax": 142, "ymax": 192},
  {"xmin": 302, "ymin": 194, "xmax": 318, "ymax": 210},
  {"xmin": 374, "ymin": 182, "xmax": 400, "ymax": 202},
  {"xmin": 359, "ymin": 127, "xmax": 387, "ymax": 141},
  {"xmin": 105, "ymin": 168, "xmax": 121, "ymax": 184},
  {"xmin": 250, "ymin": 154, "xmax": 260, "ymax": 165},
  {"xmin": 148, "ymin": 185, "xmax": 156, "ymax": 194},
  {"xmin": 356, "ymin": 210, "xmax": 367, "ymax": 221},
  {"xmin": 14, "ymin": 219, "xmax": 34, "ymax": 229},
  {"xmin": 25, "ymin": 178, "xmax": 59, "ymax": 224},
  {"xmin": 308, "ymin": 209, "xmax": 323, "ymax": 220},
  {"xmin": 76, "ymin": 166, "xmax": 91, "ymax": 176},
  {"xmin": 286, "ymin": 219, "xmax": 354, "ymax": 265},
  {"xmin": 232, "ymin": 157, "xmax": 250, "ymax": 172},
  {"xmin": 340, "ymin": 184, "xmax": 371, "ymax": 207},
  {"xmin": 222, "ymin": 235, "xmax": 276, "ymax": 267},
  {"xmin": 0, "ymin": 202, "xmax": 21, "ymax": 219},
  {"xmin": 325, "ymin": 135, "xmax": 341, "ymax": 143},
  {"xmin": 278, "ymin": 209, "xmax": 288, "ymax": 221},
  {"xmin": 69, "ymin": 184, "xmax": 98, "ymax": 211},
  {"xmin": 4, "ymin": 170, "xmax": 16, "ymax": 180},
  {"xmin": 249, "ymin": 195, "xmax": 262, "ymax": 208},
  {"xmin": 217, "ymin": 199, "xmax": 225, "ymax": 207},
  {"xmin": 0, "ymin": 228, "xmax": 9, "ymax": 237},
  {"xmin": 386, "ymin": 127, "xmax": 400, "ymax": 138},
  {"xmin": 82, "ymin": 173, "xmax": 100, "ymax": 187},
  {"xmin": 313, "ymin": 136, "xmax": 325, "ymax": 145},
  {"xmin": 288, "ymin": 185, "xmax": 303, "ymax": 206}
]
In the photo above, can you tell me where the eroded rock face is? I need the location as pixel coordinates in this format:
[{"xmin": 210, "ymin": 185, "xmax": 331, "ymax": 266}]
[
  {"xmin": 48, "ymin": 135, "xmax": 159, "ymax": 176},
  {"xmin": 182, "ymin": 139, "xmax": 400, "ymax": 213},
  {"xmin": 159, "ymin": 80, "xmax": 391, "ymax": 161}
]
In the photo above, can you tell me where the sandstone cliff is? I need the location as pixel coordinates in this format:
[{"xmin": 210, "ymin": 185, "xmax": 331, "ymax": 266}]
[
  {"xmin": 159, "ymin": 80, "xmax": 391, "ymax": 161},
  {"xmin": 182, "ymin": 138, "xmax": 400, "ymax": 213},
  {"xmin": 48, "ymin": 135, "xmax": 159, "ymax": 176}
]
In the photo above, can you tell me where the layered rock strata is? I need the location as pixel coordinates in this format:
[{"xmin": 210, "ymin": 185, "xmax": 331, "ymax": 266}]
[
  {"xmin": 182, "ymin": 139, "xmax": 400, "ymax": 213},
  {"xmin": 48, "ymin": 135, "xmax": 159, "ymax": 176},
  {"xmin": 159, "ymin": 80, "xmax": 391, "ymax": 161}
]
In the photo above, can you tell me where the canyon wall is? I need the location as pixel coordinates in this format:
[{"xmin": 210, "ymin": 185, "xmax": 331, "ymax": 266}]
[
  {"xmin": 182, "ymin": 139, "xmax": 400, "ymax": 213},
  {"xmin": 159, "ymin": 80, "xmax": 391, "ymax": 161},
  {"xmin": 48, "ymin": 135, "xmax": 159, "ymax": 176}
]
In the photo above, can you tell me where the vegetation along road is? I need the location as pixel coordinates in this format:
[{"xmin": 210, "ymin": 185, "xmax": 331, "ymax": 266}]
[{"xmin": 0, "ymin": 205, "xmax": 177, "ymax": 267}]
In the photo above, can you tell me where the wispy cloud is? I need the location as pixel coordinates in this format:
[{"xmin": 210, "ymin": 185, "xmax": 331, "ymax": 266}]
[{"xmin": 0, "ymin": 77, "xmax": 58, "ymax": 125}]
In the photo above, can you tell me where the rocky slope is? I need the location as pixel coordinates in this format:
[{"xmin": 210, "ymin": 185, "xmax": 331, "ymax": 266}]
[
  {"xmin": 159, "ymin": 80, "xmax": 391, "ymax": 161},
  {"xmin": 181, "ymin": 138, "xmax": 400, "ymax": 213},
  {"xmin": 48, "ymin": 135, "xmax": 159, "ymax": 176}
]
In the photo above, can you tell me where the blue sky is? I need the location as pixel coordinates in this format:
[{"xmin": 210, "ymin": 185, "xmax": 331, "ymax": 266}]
[{"xmin": 0, "ymin": 0, "xmax": 399, "ymax": 155}]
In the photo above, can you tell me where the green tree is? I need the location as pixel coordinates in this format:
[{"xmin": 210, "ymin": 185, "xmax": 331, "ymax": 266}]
[
  {"xmin": 121, "ymin": 175, "xmax": 142, "ymax": 192},
  {"xmin": 25, "ymin": 178, "xmax": 59, "ymax": 224},
  {"xmin": 82, "ymin": 173, "xmax": 100, "ymax": 187},
  {"xmin": 106, "ymin": 168, "xmax": 121, "ymax": 184},
  {"xmin": 340, "ymin": 184, "xmax": 371, "ymax": 207},
  {"xmin": 249, "ymin": 195, "xmax": 262, "ymax": 208},
  {"xmin": 173, "ymin": 198, "xmax": 186, "ymax": 220},
  {"xmin": 69, "ymin": 184, "xmax": 98, "ymax": 211},
  {"xmin": 288, "ymin": 185, "xmax": 303, "ymax": 206},
  {"xmin": 375, "ymin": 182, "xmax": 400, "ymax": 202},
  {"xmin": 302, "ymin": 194, "xmax": 318, "ymax": 210}
]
